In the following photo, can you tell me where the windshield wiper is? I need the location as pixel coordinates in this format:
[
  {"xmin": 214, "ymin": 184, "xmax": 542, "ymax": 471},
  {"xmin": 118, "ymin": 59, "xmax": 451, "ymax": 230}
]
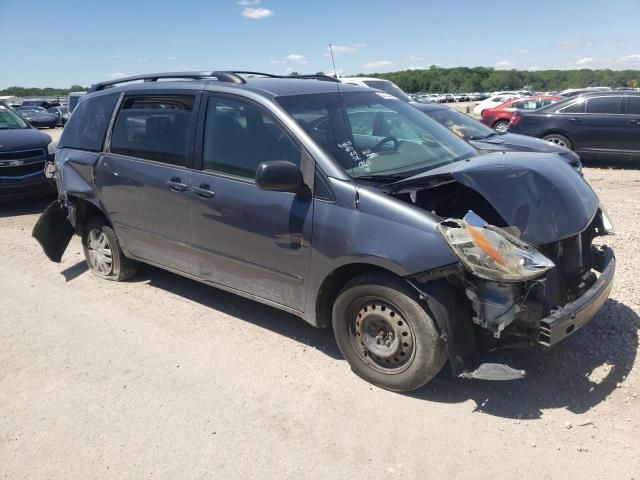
[{"xmin": 355, "ymin": 173, "xmax": 409, "ymax": 183}]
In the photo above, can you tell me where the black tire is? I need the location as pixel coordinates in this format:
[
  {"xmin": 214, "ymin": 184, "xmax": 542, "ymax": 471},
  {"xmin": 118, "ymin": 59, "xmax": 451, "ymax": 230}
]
[
  {"xmin": 82, "ymin": 217, "xmax": 138, "ymax": 281},
  {"xmin": 543, "ymin": 133, "xmax": 573, "ymax": 150},
  {"xmin": 332, "ymin": 272, "xmax": 448, "ymax": 392},
  {"xmin": 493, "ymin": 120, "xmax": 510, "ymax": 133}
]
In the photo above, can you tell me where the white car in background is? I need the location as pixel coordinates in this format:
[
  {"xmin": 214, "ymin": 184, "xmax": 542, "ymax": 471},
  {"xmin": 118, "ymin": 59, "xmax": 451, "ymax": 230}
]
[
  {"xmin": 473, "ymin": 94, "xmax": 521, "ymax": 116},
  {"xmin": 339, "ymin": 77, "xmax": 413, "ymax": 102}
]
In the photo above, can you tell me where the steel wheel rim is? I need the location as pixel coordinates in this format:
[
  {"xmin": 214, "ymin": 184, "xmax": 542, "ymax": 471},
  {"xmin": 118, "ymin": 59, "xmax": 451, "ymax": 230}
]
[
  {"xmin": 495, "ymin": 122, "xmax": 508, "ymax": 133},
  {"xmin": 87, "ymin": 228, "xmax": 113, "ymax": 276},
  {"xmin": 348, "ymin": 298, "xmax": 416, "ymax": 374}
]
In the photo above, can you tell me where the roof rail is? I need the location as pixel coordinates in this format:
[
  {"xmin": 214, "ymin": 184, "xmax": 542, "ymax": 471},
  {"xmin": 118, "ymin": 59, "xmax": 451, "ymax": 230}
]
[
  {"xmin": 88, "ymin": 71, "xmax": 246, "ymax": 92},
  {"xmin": 88, "ymin": 70, "xmax": 341, "ymax": 93}
]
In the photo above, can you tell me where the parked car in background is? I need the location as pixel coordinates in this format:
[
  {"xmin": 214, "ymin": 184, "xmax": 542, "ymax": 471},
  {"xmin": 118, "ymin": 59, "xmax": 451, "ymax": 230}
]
[
  {"xmin": 508, "ymin": 91, "xmax": 640, "ymax": 160},
  {"xmin": 340, "ymin": 77, "xmax": 413, "ymax": 103},
  {"xmin": 14, "ymin": 107, "xmax": 58, "ymax": 128},
  {"xmin": 473, "ymin": 94, "xmax": 521, "ymax": 116},
  {"xmin": 413, "ymin": 103, "xmax": 582, "ymax": 171},
  {"xmin": 21, "ymin": 99, "xmax": 62, "ymax": 109},
  {"xmin": 0, "ymin": 103, "xmax": 56, "ymax": 201},
  {"xmin": 34, "ymin": 71, "xmax": 615, "ymax": 392},
  {"xmin": 481, "ymin": 96, "xmax": 562, "ymax": 133},
  {"xmin": 47, "ymin": 106, "xmax": 70, "ymax": 126},
  {"xmin": 559, "ymin": 87, "xmax": 611, "ymax": 98}
]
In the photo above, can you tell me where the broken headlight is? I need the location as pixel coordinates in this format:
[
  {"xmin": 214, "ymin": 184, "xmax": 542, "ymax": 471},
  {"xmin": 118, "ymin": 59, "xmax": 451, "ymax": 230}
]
[
  {"xmin": 600, "ymin": 204, "xmax": 615, "ymax": 235},
  {"xmin": 438, "ymin": 211, "xmax": 555, "ymax": 282}
]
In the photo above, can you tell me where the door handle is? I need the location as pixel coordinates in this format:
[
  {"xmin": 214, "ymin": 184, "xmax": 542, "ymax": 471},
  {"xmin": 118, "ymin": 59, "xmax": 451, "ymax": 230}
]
[
  {"xmin": 629, "ymin": 119, "xmax": 640, "ymax": 125},
  {"xmin": 166, "ymin": 177, "xmax": 188, "ymax": 192},
  {"xmin": 569, "ymin": 117, "xmax": 580, "ymax": 123},
  {"xmin": 192, "ymin": 183, "xmax": 216, "ymax": 199}
]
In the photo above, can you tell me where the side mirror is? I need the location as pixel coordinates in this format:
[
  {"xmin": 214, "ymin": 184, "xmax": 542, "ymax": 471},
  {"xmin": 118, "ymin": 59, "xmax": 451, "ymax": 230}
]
[{"xmin": 255, "ymin": 161, "xmax": 306, "ymax": 194}]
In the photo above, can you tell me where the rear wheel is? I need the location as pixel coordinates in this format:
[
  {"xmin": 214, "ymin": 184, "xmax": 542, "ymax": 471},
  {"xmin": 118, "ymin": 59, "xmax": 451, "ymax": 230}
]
[
  {"xmin": 332, "ymin": 272, "xmax": 448, "ymax": 392},
  {"xmin": 82, "ymin": 218, "xmax": 137, "ymax": 281},
  {"xmin": 493, "ymin": 120, "xmax": 509, "ymax": 133},
  {"xmin": 543, "ymin": 133, "xmax": 573, "ymax": 150}
]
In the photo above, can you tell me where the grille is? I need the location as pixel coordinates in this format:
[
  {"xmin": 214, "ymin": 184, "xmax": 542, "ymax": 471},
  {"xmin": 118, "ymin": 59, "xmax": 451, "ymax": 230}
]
[
  {"xmin": 0, "ymin": 148, "xmax": 46, "ymax": 161},
  {"xmin": 0, "ymin": 161, "xmax": 44, "ymax": 178}
]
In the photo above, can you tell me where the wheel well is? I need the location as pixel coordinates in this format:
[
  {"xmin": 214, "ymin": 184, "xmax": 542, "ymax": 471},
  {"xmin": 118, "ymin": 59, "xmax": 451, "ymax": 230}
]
[
  {"xmin": 314, "ymin": 264, "xmax": 401, "ymax": 328},
  {"xmin": 68, "ymin": 196, "xmax": 109, "ymax": 233},
  {"xmin": 540, "ymin": 129, "xmax": 573, "ymax": 143},
  {"xmin": 493, "ymin": 118, "xmax": 509, "ymax": 127}
]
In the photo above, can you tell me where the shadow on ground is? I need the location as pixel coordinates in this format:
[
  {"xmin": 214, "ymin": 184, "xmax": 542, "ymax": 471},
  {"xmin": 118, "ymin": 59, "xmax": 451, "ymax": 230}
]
[
  {"xmin": 99, "ymin": 262, "xmax": 639, "ymax": 419},
  {"xmin": 0, "ymin": 195, "xmax": 53, "ymax": 218}
]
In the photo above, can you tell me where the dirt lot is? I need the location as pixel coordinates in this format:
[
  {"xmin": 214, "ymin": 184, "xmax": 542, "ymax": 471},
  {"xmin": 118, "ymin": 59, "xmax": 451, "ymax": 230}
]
[{"xmin": 1, "ymin": 156, "xmax": 639, "ymax": 479}]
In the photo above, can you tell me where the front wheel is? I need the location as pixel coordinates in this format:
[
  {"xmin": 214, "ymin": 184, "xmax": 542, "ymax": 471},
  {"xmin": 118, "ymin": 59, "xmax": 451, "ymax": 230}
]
[
  {"xmin": 82, "ymin": 218, "xmax": 138, "ymax": 281},
  {"xmin": 332, "ymin": 272, "xmax": 448, "ymax": 392}
]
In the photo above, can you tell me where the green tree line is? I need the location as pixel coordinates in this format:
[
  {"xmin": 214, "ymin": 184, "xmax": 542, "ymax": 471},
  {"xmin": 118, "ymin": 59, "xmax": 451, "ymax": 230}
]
[
  {"xmin": 364, "ymin": 67, "xmax": 640, "ymax": 93},
  {"xmin": 0, "ymin": 85, "xmax": 86, "ymax": 97}
]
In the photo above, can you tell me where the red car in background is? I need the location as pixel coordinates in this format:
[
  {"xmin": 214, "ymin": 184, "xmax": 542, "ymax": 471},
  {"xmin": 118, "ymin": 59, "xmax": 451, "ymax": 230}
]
[{"xmin": 481, "ymin": 96, "xmax": 562, "ymax": 133}]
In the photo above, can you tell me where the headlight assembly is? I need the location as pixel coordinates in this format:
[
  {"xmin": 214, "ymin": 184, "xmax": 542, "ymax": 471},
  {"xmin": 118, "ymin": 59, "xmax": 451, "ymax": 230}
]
[
  {"xmin": 47, "ymin": 141, "xmax": 58, "ymax": 155},
  {"xmin": 438, "ymin": 211, "xmax": 555, "ymax": 282}
]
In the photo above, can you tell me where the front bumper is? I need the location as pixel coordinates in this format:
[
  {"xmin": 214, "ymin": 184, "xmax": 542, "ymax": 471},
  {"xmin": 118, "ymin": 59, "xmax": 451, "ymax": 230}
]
[{"xmin": 538, "ymin": 246, "xmax": 615, "ymax": 347}]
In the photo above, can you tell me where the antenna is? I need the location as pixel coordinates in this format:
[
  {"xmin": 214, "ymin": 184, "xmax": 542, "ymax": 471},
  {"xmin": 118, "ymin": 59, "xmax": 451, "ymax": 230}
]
[{"xmin": 329, "ymin": 43, "xmax": 339, "ymax": 79}]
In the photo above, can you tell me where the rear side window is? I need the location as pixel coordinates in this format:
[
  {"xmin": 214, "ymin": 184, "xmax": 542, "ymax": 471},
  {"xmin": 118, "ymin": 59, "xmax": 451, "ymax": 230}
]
[
  {"xmin": 59, "ymin": 93, "xmax": 118, "ymax": 151},
  {"xmin": 559, "ymin": 99, "xmax": 586, "ymax": 114},
  {"xmin": 629, "ymin": 97, "xmax": 640, "ymax": 115},
  {"xmin": 586, "ymin": 96, "xmax": 622, "ymax": 114},
  {"xmin": 110, "ymin": 95, "xmax": 194, "ymax": 166}
]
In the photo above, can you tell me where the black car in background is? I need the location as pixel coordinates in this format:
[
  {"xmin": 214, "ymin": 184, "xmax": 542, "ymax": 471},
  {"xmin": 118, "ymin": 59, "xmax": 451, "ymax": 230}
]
[
  {"xmin": 413, "ymin": 103, "xmax": 582, "ymax": 171},
  {"xmin": 14, "ymin": 106, "xmax": 58, "ymax": 129},
  {"xmin": 0, "ymin": 103, "xmax": 56, "ymax": 200},
  {"xmin": 47, "ymin": 106, "xmax": 70, "ymax": 126},
  {"xmin": 508, "ymin": 91, "xmax": 640, "ymax": 161}
]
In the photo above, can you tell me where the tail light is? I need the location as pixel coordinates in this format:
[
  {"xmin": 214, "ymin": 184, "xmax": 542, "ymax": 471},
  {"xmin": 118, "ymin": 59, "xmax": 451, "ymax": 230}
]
[{"xmin": 510, "ymin": 114, "xmax": 522, "ymax": 126}]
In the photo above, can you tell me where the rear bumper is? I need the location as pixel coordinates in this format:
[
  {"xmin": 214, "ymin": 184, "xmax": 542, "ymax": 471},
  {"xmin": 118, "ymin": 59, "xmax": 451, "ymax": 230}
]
[{"xmin": 538, "ymin": 246, "xmax": 615, "ymax": 347}]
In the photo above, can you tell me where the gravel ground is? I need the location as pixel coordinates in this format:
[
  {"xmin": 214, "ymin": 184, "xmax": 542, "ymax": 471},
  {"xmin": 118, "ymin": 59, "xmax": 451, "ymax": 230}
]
[{"xmin": 0, "ymin": 159, "xmax": 638, "ymax": 479}]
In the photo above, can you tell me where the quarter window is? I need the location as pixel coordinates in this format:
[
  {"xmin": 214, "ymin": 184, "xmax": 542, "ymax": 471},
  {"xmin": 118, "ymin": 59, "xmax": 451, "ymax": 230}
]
[
  {"xmin": 110, "ymin": 95, "xmax": 195, "ymax": 166},
  {"xmin": 585, "ymin": 96, "xmax": 622, "ymax": 114},
  {"xmin": 628, "ymin": 97, "xmax": 640, "ymax": 115},
  {"xmin": 560, "ymin": 99, "xmax": 586, "ymax": 114},
  {"xmin": 202, "ymin": 97, "xmax": 301, "ymax": 179},
  {"xmin": 59, "ymin": 93, "xmax": 119, "ymax": 152}
]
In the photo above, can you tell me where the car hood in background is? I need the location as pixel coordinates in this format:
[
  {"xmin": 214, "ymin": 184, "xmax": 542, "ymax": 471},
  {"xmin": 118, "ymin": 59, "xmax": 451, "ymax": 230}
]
[
  {"xmin": 470, "ymin": 132, "xmax": 581, "ymax": 168},
  {"xmin": 0, "ymin": 128, "xmax": 52, "ymax": 151},
  {"xmin": 387, "ymin": 152, "xmax": 598, "ymax": 245}
]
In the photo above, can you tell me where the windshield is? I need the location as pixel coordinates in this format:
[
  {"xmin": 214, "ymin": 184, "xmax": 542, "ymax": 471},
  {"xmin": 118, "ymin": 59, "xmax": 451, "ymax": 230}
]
[
  {"xmin": 0, "ymin": 105, "xmax": 30, "ymax": 129},
  {"xmin": 277, "ymin": 91, "xmax": 476, "ymax": 180},
  {"xmin": 422, "ymin": 107, "xmax": 495, "ymax": 140},
  {"xmin": 362, "ymin": 80, "xmax": 413, "ymax": 103}
]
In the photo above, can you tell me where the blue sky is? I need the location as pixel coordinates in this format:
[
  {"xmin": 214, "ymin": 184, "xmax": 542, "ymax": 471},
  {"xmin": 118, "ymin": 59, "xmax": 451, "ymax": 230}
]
[{"xmin": 1, "ymin": 0, "xmax": 639, "ymax": 88}]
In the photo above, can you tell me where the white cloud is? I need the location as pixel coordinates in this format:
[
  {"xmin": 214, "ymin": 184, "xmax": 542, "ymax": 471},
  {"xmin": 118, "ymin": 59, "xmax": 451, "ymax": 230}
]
[
  {"xmin": 109, "ymin": 72, "xmax": 128, "ymax": 79},
  {"xmin": 241, "ymin": 7, "xmax": 273, "ymax": 19},
  {"xmin": 557, "ymin": 40, "xmax": 594, "ymax": 49},
  {"xmin": 112, "ymin": 53, "xmax": 121, "ymax": 59},
  {"xmin": 363, "ymin": 60, "xmax": 395, "ymax": 70},
  {"xmin": 575, "ymin": 56, "xmax": 594, "ymax": 66},
  {"xmin": 237, "ymin": 0, "xmax": 260, "ymax": 4},
  {"xmin": 620, "ymin": 53, "xmax": 640, "ymax": 64},
  {"xmin": 286, "ymin": 54, "xmax": 308, "ymax": 64},
  {"xmin": 328, "ymin": 44, "xmax": 366, "ymax": 57},
  {"xmin": 167, "ymin": 56, "xmax": 176, "ymax": 61},
  {"xmin": 495, "ymin": 60, "xmax": 514, "ymax": 69},
  {"xmin": 512, "ymin": 48, "xmax": 530, "ymax": 55}
]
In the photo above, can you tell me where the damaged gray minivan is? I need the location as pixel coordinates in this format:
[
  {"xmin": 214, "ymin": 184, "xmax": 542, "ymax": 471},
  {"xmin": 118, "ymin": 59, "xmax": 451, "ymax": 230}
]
[{"xmin": 33, "ymin": 71, "xmax": 616, "ymax": 392}]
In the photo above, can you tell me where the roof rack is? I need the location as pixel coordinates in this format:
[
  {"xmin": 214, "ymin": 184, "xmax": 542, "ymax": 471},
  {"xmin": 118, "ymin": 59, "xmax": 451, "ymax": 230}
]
[
  {"xmin": 88, "ymin": 70, "xmax": 340, "ymax": 93},
  {"xmin": 88, "ymin": 71, "xmax": 246, "ymax": 92}
]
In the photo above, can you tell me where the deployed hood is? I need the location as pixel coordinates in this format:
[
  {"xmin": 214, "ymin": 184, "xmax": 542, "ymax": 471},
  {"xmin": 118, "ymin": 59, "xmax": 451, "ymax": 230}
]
[
  {"xmin": 0, "ymin": 128, "xmax": 51, "ymax": 151},
  {"xmin": 388, "ymin": 152, "xmax": 599, "ymax": 245}
]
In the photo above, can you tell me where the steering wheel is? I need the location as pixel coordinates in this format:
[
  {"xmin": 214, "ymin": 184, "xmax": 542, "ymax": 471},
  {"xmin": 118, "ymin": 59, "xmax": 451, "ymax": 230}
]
[{"xmin": 372, "ymin": 136, "xmax": 398, "ymax": 152}]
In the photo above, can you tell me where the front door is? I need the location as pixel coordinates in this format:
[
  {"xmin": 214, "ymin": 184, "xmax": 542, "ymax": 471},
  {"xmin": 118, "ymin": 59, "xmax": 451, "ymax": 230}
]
[
  {"xmin": 572, "ymin": 95, "xmax": 626, "ymax": 155},
  {"xmin": 190, "ymin": 94, "xmax": 313, "ymax": 311},
  {"xmin": 97, "ymin": 93, "xmax": 199, "ymax": 273}
]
